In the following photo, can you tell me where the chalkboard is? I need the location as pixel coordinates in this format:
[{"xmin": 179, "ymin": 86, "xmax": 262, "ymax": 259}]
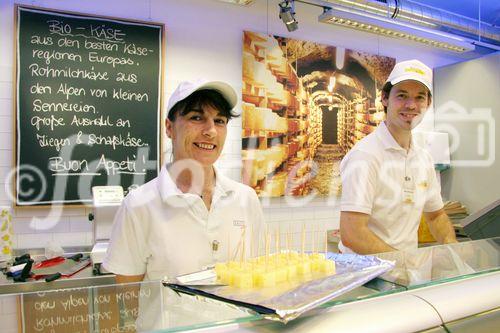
[{"xmin": 15, "ymin": 6, "xmax": 164, "ymax": 205}]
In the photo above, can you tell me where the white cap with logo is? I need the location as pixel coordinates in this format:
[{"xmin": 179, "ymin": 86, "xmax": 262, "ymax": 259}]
[
  {"xmin": 166, "ymin": 79, "xmax": 238, "ymax": 118},
  {"xmin": 386, "ymin": 59, "xmax": 433, "ymax": 93}
]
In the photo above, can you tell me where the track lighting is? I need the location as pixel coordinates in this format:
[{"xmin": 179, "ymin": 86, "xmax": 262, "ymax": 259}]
[{"xmin": 279, "ymin": 1, "xmax": 298, "ymax": 32}]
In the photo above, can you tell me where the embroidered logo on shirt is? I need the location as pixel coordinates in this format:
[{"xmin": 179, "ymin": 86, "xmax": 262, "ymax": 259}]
[
  {"xmin": 418, "ymin": 181, "xmax": 428, "ymax": 188},
  {"xmin": 233, "ymin": 220, "xmax": 245, "ymax": 227}
]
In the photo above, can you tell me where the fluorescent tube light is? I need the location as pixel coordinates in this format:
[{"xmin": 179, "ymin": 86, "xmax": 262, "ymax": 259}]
[{"xmin": 319, "ymin": 7, "xmax": 474, "ymax": 52}]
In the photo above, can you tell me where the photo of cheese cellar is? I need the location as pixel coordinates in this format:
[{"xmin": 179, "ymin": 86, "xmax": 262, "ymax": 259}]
[{"xmin": 241, "ymin": 31, "xmax": 395, "ymax": 197}]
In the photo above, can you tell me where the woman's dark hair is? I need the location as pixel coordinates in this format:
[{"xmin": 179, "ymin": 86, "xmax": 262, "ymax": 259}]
[
  {"xmin": 381, "ymin": 81, "xmax": 432, "ymax": 113},
  {"xmin": 168, "ymin": 89, "xmax": 238, "ymax": 121}
]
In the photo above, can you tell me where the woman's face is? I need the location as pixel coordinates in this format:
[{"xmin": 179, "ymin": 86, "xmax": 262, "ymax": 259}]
[{"xmin": 165, "ymin": 104, "xmax": 228, "ymax": 167}]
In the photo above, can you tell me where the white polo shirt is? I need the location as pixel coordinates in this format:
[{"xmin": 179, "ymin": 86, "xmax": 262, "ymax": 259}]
[
  {"xmin": 103, "ymin": 165, "xmax": 265, "ymax": 280},
  {"xmin": 339, "ymin": 122, "xmax": 443, "ymax": 253}
]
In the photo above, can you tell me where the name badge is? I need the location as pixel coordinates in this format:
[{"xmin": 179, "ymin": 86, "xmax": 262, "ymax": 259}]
[
  {"xmin": 417, "ymin": 181, "xmax": 428, "ymax": 188},
  {"xmin": 233, "ymin": 220, "xmax": 245, "ymax": 227},
  {"xmin": 403, "ymin": 189, "xmax": 415, "ymax": 204}
]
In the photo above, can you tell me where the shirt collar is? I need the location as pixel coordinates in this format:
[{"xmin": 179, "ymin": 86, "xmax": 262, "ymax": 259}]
[
  {"xmin": 376, "ymin": 121, "xmax": 418, "ymax": 155},
  {"xmin": 158, "ymin": 164, "xmax": 235, "ymax": 202}
]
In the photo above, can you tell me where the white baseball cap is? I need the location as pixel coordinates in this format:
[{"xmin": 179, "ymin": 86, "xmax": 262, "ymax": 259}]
[
  {"xmin": 386, "ymin": 59, "xmax": 433, "ymax": 93},
  {"xmin": 166, "ymin": 79, "xmax": 238, "ymax": 118}
]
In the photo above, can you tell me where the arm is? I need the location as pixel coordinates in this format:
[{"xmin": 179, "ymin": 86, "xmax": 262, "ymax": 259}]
[
  {"xmin": 115, "ymin": 274, "xmax": 145, "ymax": 284},
  {"xmin": 340, "ymin": 211, "xmax": 396, "ymax": 254},
  {"xmin": 424, "ymin": 208, "xmax": 457, "ymax": 244},
  {"xmin": 102, "ymin": 201, "xmax": 149, "ymax": 279}
]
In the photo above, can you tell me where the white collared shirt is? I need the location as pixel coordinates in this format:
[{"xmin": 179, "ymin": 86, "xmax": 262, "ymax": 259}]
[
  {"xmin": 103, "ymin": 165, "xmax": 265, "ymax": 280},
  {"xmin": 339, "ymin": 122, "xmax": 443, "ymax": 253}
]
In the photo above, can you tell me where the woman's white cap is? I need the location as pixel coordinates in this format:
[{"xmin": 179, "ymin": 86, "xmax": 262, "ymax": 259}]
[{"xmin": 167, "ymin": 79, "xmax": 237, "ymax": 117}]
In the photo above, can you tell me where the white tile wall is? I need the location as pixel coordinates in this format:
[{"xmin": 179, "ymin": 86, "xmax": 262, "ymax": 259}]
[
  {"xmin": 69, "ymin": 216, "xmax": 93, "ymax": 233},
  {"xmin": 0, "ymin": 166, "xmax": 10, "ymax": 184},
  {"xmin": 52, "ymin": 231, "xmax": 93, "ymax": 247},
  {"xmin": 17, "ymin": 233, "xmax": 52, "ymax": 249},
  {"xmin": 0, "ymin": 116, "xmax": 11, "ymax": 133},
  {"xmin": 0, "ymin": 98, "xmax": 13, "ymax": 116},
  {"xmin": 0, "ymin": 133, "xmax": 12, "ymax": 150},
  {"xmin": 0, "ymin": 82, "xmax": 12, "ymax": 99},
  {"xmin": 0, "ymin": 0, "xmax": 464, "ymax": 250},
  {"xmin": 0, "ymin": 145, "xmax": 12, "ymax": 165}
]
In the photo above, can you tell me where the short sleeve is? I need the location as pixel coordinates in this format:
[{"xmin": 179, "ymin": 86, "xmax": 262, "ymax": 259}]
[
  {"xmin": 423, "ymin": 155, "xmax": 444, "ymax": 213},
  {"xmin": 102, "ymin": 200, "xmax": 149, "ymax": 276},
  {"xmin": 340, "ymin": 150, "xmax": 378, "ymax": 214}
]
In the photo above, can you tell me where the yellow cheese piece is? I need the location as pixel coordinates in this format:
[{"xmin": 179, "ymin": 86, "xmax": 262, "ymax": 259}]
[
  {"xmin": 286, "ymin": 264, "xmax": 298, "ymax": 281},
  {"xmin": 297, "ymin": 261, "xmax": 311, "ymax": 276},
  {"xmin": 275, "ymin": 267, "xmax": 287, "ymax": 283},
  {"xmin": 319, "ymin": 259, "xmax": 336, "ymax": 274},
  {"xmin": 233, "ymin": 271, "xmax": 253, "ymax": 288},
  {"xmin": 254, "ymin": 270, "xmax": 276, "ymax": 287}
]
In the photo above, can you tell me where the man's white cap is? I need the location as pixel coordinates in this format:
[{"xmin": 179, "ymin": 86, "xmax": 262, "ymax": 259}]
[
  {"xmin": 167, "ymin": 79, "xmax": 238, "ymax": 118},
  {"xmin": 386, "ymin": 59, "xmax": 433, "ymax": 93}
]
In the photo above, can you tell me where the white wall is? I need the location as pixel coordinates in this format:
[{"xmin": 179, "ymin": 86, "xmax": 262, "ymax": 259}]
[
  {"xmin": 0, "ymin": 0, "xmax": 479, "ymax": 249},
  {"xmin": 435, "ymin": 52, "xmax": 500, "ymax": 214}
]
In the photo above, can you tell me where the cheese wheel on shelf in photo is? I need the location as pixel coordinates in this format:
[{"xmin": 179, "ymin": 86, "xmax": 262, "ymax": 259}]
[
  {"xmin": 242, "ymin": 102, "xmax": 256, "ymax": 130},
  {"xmin": 252, "ymin": 60, "xmax": 268, "ymax": 87},
  {"xmin": 254, "ymin": 107, "xmax": 271, "ymax": 131},
  {"xmin": 243, "ymin": 51, "xmax": 256, "ymax": 81}
]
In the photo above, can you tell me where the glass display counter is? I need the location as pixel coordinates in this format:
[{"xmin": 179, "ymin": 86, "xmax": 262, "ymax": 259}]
[
  {"xmin": 1, "ymin": 237, "xmax": 499, "ymax": 332},
  {"xmin": 376, "ymin": 237, "xmax": 500, "ymax": 288}
]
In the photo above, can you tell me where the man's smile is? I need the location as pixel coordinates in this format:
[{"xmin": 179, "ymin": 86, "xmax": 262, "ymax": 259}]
[{"xmin": 399, "ymin": 112, "xmax": 419, "ymax": 122}]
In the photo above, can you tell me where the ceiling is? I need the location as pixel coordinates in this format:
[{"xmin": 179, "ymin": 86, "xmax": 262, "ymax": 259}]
[{"xmin": 414, "ymin": 0, "xmax": 499, "ymax": 26}]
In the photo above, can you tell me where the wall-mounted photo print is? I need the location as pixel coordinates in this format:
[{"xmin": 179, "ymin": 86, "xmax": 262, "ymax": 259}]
[{"xmin": 241, "ymin": 31, "xmax": 395, "ymax": 197}]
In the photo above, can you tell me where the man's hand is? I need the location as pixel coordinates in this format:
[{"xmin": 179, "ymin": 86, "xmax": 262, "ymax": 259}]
[
  {"xmin": 424, "ymin": 208, "xmax": 457, "ymax": 244},
  {"xmin": 340, "ymin": 211, "xmax": 396, "ymax": 254}
]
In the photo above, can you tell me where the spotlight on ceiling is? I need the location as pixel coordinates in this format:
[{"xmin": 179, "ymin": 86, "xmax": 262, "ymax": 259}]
[{"xmin": 279, "ymin": 1, "xmax": 298, "ymax": 32}]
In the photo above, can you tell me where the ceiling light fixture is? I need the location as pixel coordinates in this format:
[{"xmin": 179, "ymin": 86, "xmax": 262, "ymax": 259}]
[
  {"xmin": 279, "ymin": 1, "xmax": 299, "ymax": 32},
  {"xmin": 319, "ymin": 6, "xmax": 474, "ymax": 52}
]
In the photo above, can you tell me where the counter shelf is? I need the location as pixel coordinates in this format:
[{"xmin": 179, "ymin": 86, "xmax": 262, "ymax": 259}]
[{"xmin": 0, "ymin": 237, "xmax": 499, "ymax": 332}]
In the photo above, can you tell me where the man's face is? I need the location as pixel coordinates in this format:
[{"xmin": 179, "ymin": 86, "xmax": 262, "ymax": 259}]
[
  {"xmin": 165, "ymin": 104, "xmax": 228, "ymax": 167},
  {"xmin": 382, "ymin": 80, "xmax": 431, "ymax": 132}
]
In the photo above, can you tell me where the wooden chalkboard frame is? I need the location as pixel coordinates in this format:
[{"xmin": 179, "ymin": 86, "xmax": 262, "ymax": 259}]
[{"xmin": 13, "ymin": 5, "xmax": 165, "ymax": 207}]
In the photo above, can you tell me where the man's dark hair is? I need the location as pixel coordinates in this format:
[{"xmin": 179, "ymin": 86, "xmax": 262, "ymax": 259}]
[
  {"xmin": 381, "ymin": 81, "xmax": 432, "ymax": 113},
  {"xmin": 168, "ymin": 89, "xmax": 238, "ymax": 121}
]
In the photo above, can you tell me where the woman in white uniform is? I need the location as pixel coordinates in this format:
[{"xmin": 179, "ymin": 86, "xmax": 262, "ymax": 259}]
[{"xmin": 103, "ymin": 79, "xmax": 265, "ymax": 282}]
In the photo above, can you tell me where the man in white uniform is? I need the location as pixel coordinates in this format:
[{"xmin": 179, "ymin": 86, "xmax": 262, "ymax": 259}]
[
  {"xmin": 103, "ymin": 79, "xmax": 265, "ymax": 282},
  {"xmin": 339, "ymin": 60, "xmax": 457, "ymax": 254}
]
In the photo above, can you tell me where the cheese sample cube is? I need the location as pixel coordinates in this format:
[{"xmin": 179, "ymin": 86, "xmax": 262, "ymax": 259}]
[
  {"xmin": 227, "ymin": 261, "xmax": 240, "ymax": 269},
  {"xmin": 275, "ymin": 267, "xmax": 287, "ymax": 283},
  {"xmin": 297, "ymin": 261, "xmax": 311, "ymax": 275},
  {"xmin": 252, "ymin": 267, "xmax": 264, "ymax": 286},
  {"xmin": 254, "ymin": 270, "xmax": 276, "ymax": 288},
  {"xmin": 233, "ymin": 271, "xmax": 253, "ymax": 288},
  {"xmin": 319, "ymin": 259, "xmax": 336, "ymax": 274},
  {"xmin": 310, "ymin": 253, "xmax": 325, "ymax": 260},
  {"xmin": 214, "ymin": 263, "xmax": 230, "ymax": 284},
  {"xmin": 286, "ymin": 264, "xmax": 298, "ymax": 281},
  {"xmin": 310, "ymin": 258, "xmax": 322, "ymax": 272}
]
